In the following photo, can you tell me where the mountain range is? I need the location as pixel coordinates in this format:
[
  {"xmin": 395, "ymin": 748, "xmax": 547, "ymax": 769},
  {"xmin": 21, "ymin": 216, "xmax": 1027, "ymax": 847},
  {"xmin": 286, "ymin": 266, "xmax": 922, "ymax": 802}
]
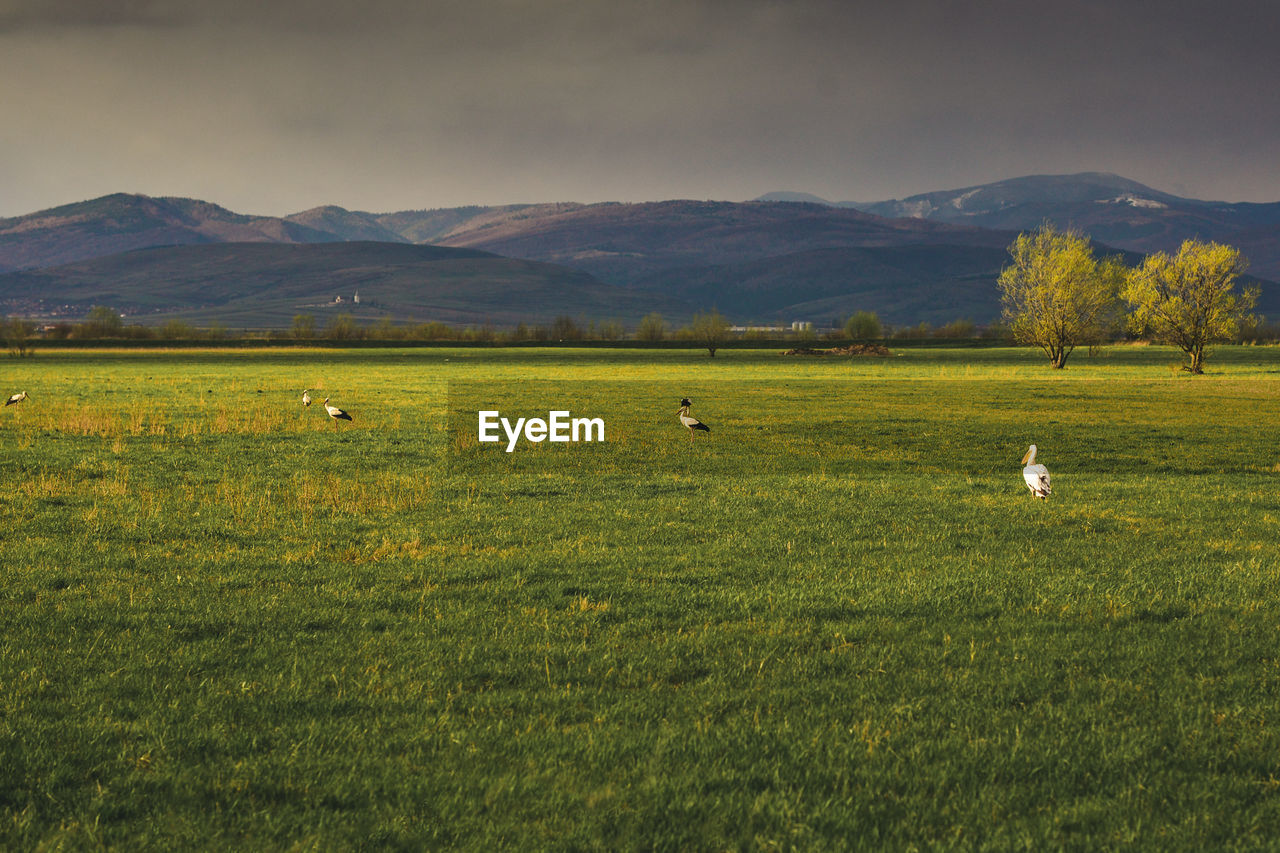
[
  {"xmin": 2, "ymin": 173, "xmax": 1278, "ymax": 327},
  {"xmin": 773, "ymin": 173, "xmax": 1280, "ymax": 282}
]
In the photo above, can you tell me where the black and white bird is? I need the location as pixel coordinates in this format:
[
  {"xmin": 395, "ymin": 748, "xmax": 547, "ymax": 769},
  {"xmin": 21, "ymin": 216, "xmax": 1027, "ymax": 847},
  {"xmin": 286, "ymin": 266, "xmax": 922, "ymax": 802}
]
[
  {"xmin": 323, "ymin": 397, "xmax": 352, "ymax": 425},
  {"xmin": 302, "ymin": 389, "xmax": 312, "ymax": 407},
  {"xmin": 5, "ymin": 391, "xmax": 28, "ymax": 406},
  {"xmin": 677, "ymin": 397, "xmax": 710, "ymax": 441},
  {"xmin": 1021, "ymin": 444, "xmax": 1052, "ymax": 499}
]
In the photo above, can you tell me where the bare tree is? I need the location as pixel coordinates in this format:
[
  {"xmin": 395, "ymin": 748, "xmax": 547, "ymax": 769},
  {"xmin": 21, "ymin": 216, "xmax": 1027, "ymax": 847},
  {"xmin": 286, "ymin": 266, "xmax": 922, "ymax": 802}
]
[
  {"xmin": 4, "ymin": 316, "xmax": 35, "ymax": 357},
  {"xmin": 292, "ymin": 314, "xmax": 317, "ymax": 340},
  {"xmin": 636, "ymin": 312, "xmax": 666, "ymax": 342},
  {"xmin": 690, "ymin": 309, "xmax": 730, "ymax": 357}
]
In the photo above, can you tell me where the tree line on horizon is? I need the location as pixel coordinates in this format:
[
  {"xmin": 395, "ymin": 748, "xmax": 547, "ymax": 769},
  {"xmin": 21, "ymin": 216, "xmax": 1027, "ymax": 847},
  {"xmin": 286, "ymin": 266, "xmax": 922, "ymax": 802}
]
[{"xmin": 1, "ymin": 308, "xmax": 1043, "ymax": 353}]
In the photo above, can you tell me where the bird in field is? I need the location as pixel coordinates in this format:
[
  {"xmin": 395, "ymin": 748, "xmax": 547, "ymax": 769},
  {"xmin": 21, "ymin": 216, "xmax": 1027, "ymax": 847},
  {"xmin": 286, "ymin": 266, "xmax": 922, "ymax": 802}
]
[
  {"xmin": 677, "ymin": 397, "xmax": 710, "ymax": 441},
  {"xmin": 5, "ymin": 391, "xmax": 28, "ymax": 406},
  {"xmin": 323, "ymin": 397, "xmax": 352, "ymax": 425},
  {"xmin": 1021, "ymin": 444, "xmax": 1052, "ymax": 499},
  {"xmin": 302, "ymin": 389, "xmax": 312, "ymax": 407}
]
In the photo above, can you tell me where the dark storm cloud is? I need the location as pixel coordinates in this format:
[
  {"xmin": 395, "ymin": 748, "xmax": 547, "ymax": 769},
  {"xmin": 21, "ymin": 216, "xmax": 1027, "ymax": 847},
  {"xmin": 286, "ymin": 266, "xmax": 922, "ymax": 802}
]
[
  {"xmin": 2, "ymin": 0, "xmax": 1279, "ymax": 217},
  {"xmin": 0, "ymin": 0, "xmax": 179, "ymax": 31}
]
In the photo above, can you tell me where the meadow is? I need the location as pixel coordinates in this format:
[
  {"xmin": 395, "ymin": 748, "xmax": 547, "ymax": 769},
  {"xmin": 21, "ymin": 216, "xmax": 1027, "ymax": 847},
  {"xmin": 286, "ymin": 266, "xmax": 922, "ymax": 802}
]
[{"xmin": 1, "ymin": 344, "xmax": 1278, "ymax": 850}]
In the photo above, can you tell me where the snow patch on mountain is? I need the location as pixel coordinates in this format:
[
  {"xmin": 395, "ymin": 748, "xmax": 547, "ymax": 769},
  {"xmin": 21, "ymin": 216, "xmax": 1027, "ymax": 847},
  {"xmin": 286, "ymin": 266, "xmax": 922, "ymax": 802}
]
[
  {"xmin": 1100, "ymin": 194, "xmax": 1168, "ymax": 209},
  {"xmin": 950, "ymin": 189, "xmax": 983, "ymax": 210}
]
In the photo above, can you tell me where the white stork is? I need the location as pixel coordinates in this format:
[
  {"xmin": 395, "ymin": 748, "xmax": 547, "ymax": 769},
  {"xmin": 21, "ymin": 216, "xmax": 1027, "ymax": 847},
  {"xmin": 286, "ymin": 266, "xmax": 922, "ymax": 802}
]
[
  {"xmin": 1021, "ymin": 444, "xmax": 1052, "ymax": 499},
  {"xmin": 323, "ymin": 397, "xmax": 352, "ymax": 425},
  {"xmin": 302, "ymin": 389, "xmax": 312, "ymax": 407},
  {"xmin": 5, "ymin": 391, "xmax": 28, "ymax": 406},
  {"xmin": 677, "ymin": 397, "xmax": 710, "ymax": 441}
]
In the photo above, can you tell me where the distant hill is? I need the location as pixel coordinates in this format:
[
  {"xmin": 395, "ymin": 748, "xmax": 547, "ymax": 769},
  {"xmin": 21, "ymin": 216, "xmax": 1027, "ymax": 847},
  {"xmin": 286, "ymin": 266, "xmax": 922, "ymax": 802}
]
[
  {"xmin": 423, "ymin": 200, "xmax": 1015, "ymax": 286},
  {"xmin": 851, "ymin": 173, "xmax": 1185, "ymax": 218},
  {"xmin": 2, "ymin": 194, "xmax": 1015, "ymax": 279},
  {"xmin": 5, "ymin": 179, "xmax": 1280, "ymax": 328},
  {"xmin": 0, "ymin": 242, "xmax": 670, "ymax": 328},
  {"xmin": 841, "ymin": 173, "xmax": 1280, "ymax": 281},
  {"xmin": 753, "ymin": 191, "xmax": 837, "ymax": 205},
  {"xmin": 372, "ymin": 204, "xmax": 537, "ymax": 244},
  {"xmin": 0, "ymin": 193, "xmax": 347, "ymax": 272},
  {"xmin": 282, "ymin": 206, "xmax": 409, "ymax": 243},
  {"xmin": 0, "ymin": 193, "xmax": 537, "ymax": 273}
]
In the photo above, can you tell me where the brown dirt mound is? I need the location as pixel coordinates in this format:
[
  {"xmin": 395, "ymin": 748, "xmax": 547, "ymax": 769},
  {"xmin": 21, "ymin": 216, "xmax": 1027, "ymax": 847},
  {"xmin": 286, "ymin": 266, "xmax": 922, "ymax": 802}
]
[{"xmin": 782, "ymin": 344, "xmax": 891, "ymax": 357}]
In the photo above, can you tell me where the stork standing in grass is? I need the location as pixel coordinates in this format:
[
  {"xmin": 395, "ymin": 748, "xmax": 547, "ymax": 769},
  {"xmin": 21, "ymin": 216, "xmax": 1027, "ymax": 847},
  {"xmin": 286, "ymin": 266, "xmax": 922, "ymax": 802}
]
[
  {"xmin": 677, "ymin": 397, "xmax": 710, "ymax": 441},
  {"xmin": 302, "ymin": 389, "xmax": 312, "ymax": 407},
  {"xmin": 323, "ymin": 397, "xmax": 352, "ymax": 426},
  {"xmin": 1021, "ymin": 444, "xmax": 1052, "ymax": 499},
  {"xmin": 5, "ymin": 391, "xmax": 27, "ymax": 406}
]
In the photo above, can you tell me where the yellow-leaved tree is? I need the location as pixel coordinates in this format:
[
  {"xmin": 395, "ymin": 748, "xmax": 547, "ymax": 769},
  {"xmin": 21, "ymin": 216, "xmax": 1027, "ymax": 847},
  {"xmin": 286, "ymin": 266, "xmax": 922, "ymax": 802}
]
[
  {"xmin": 1122, "ymin": 239, "xmax": 1257, "ymax": 374},
  {"xmin": 998, "ymin": 225, "xmax": 1122, "ymax": 368}
]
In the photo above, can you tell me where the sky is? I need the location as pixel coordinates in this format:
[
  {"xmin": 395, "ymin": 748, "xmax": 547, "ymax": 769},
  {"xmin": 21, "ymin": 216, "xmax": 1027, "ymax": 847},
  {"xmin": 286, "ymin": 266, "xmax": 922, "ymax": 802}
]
[{"xmin": 3, "ymin": 0, "xmax": 1280, "ymax": 218}]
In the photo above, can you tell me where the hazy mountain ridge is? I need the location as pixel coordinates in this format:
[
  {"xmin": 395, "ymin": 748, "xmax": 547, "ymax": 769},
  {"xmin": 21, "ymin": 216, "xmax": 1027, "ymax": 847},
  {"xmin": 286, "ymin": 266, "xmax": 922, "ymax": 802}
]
[
  {"xmin": 763, "ymin": 173, "xmax": 1280, "ymax": 280},
  {"xmin": 3, "ymin": 174, "xmax": 1279, "ymax": 327},
  {"xmin": 0, "ymin": 193, "xmax": 339, "ymax": 271},
  {"xmin": 427, "ymin": 200, "xmax": 1015, "ymax": 286},
  {"xmin": 371, "ymin": 205, "xmax": 529, "ymax": 244},
  {"xmin": 282, "ymin": 206, "xmax": 410, "ymax": 244},
  {"xmin": 853, "ymin": 173, "xmax": 1187, "ymax": 216}
]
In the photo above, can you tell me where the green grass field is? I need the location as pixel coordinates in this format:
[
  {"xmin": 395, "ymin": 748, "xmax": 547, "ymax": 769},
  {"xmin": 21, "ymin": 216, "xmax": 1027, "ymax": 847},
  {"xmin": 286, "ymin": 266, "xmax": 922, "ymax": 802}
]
[{"xmin": 2, "ymin": 344, "xmax": 1279, "ymax": 849}]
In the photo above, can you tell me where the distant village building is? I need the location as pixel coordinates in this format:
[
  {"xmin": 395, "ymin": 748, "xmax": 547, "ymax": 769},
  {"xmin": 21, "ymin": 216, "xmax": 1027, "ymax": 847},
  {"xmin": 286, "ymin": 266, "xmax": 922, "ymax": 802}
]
[{"xmin": 791, "ymin": 321, "xmax": 813, "ymax": 332}]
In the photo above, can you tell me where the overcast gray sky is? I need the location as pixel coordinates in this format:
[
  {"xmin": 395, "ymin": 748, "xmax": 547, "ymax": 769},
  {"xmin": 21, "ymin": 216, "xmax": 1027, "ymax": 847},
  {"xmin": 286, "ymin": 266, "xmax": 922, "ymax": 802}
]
[{"xmin": 3, "ymin": 0, "xmax": 1279, "ymax": 217}]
